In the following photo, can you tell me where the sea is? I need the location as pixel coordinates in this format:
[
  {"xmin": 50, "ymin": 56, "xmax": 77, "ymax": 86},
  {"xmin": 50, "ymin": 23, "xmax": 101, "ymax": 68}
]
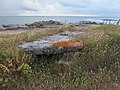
[{"xmin": 0, "ymin": 16, "xmax": 119, "ymax": 25}]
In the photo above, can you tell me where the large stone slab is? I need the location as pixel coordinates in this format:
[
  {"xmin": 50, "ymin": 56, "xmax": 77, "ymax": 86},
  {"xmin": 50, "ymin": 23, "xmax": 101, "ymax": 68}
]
[{"xmin": 19, "ymin": 31, "xmax": 83, "ymax": 55}]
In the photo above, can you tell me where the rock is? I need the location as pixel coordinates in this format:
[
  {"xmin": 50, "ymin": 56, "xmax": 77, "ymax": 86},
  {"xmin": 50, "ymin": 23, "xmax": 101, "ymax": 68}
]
[
  {"xmin": 43, "ymin": 20, "xmax": 62, "ymax": 25},
  {"xmin": 0, "ymin": 26, "xmax": 5, "ymax": 30},
  {"xmin": 91, "ymin": 22, "xmax": 97, "ymax": 24},
  {"xmin": 44, "ymin": 34, "xmax": 73, "ymax": 42},
  {"xmin": 1, "ymin": 20, "xmax": 62, "ymax": 30},
  {"xmin": 26, "ymin": 20, "xmax": 62, "ymax": 28},
  {"xmin": 2, "ymin": 24, "xmax": 28, "ymax": 30},
  {"xmin": 57, "ymin": 60, "xmax": 75, "ymax": 65},
  {"xmin": 59, "ymin": 31, "xmax": 83, "ymax": 37},
  {"xmin": 25, "ymin": 21, "xmax": 45, "ymax": 28},
  {"xmin": 19, "ymin": 31, "xmax": 83, "ymax": 56}
]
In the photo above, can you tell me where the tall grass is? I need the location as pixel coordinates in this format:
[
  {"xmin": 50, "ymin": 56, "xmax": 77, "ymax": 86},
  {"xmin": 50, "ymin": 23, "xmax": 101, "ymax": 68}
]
[
  {"xmin": 0, "ymin": 26, "xmax": 70, "ymax": 87},
  {"xmin": 0, "ymin": 25, "xmax": 120, "ymax": 90}
]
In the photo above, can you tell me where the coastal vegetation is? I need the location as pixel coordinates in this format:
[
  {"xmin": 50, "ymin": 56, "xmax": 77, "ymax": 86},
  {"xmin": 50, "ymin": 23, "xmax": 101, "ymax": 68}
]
[{"xmin": 0, "ymin": 25, "xmax": 119, "ymax": 90}]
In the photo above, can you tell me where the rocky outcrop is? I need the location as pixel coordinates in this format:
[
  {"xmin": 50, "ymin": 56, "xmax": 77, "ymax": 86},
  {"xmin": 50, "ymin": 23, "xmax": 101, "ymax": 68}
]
[
  {"xmin": 19, "ymin": 31, "xmax": 83, "ymax": 56},
  {"xmin": 0, "ymin": 20, "xmax": 63, "ymax": 30},
  {"xmin": 2, "ymin": 24, "xmax": 28, "ymax": 30},
  {"xmin": 43, "ymin": 20, "xmax": 62, "ymax": 25},
  {"xmin": 25, "ymin": 20, "xmax": 62, "ymax": 28},
  {"xmin": 25, "ymin": 22, "xmax": 45, "ymax": 28}
]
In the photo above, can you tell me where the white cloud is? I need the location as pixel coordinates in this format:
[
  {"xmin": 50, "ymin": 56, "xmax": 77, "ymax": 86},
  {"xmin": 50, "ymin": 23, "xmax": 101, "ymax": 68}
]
[
  {"xmin": 0, "ymin": 0, "xmax": 120, "ymax": 16},
  {"xmin": 20, "ymin": 0, "xmax": 70, "ymax": 16},
  {"xmin": 21, "ymin": 0, "xmax": 41, "ymax": 11}
]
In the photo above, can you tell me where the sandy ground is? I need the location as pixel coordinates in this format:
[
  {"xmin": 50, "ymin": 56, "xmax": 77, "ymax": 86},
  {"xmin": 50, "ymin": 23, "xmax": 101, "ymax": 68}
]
[
  {"xmin": 0, "ymin": 24, "xmax": 101, "ymax": 35},
  {"xmin": 0, "ymin": 29, "xmax": 29, "ymax": 35},
  {"xmin": 0, "ymin": 25, "xmax": 59, "ymax": 35}
]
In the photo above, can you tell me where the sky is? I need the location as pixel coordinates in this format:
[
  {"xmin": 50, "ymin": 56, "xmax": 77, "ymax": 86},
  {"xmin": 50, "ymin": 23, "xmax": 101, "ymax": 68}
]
[{"xmin": 0, "ymin": 0, "xmax": 120, "ymax": 16}]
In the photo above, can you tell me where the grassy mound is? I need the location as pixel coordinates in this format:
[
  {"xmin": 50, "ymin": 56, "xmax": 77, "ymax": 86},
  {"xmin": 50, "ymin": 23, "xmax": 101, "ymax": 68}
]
[{"xmin": 0, "ymin": 25, "xmax": 120, "ymax": 90}]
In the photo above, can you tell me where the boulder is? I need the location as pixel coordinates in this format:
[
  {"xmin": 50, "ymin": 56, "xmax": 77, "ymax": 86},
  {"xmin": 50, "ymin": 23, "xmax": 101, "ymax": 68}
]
[{"xmin": 19, "ymin": 31, "xmax": 83, "ymax": 56}]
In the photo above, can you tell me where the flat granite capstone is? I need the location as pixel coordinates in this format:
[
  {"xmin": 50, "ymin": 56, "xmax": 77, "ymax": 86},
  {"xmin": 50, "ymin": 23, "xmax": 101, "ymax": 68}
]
[{"xmin": 19, "ymin": 31, "xmax": 83, "ymax": 55}]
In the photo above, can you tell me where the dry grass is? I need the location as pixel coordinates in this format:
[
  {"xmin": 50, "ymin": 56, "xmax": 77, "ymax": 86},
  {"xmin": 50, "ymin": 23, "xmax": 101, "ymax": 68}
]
[{"xmin": 0, "ymin": 25, "xmax": 120, "ymax": 90}]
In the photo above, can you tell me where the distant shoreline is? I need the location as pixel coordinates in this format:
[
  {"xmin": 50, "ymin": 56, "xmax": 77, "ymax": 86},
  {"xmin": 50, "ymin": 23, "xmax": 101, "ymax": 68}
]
[
  {"xmin": 0, "ymin": 20, "xmax": 103, "ymax": 31},
  {"xmin": 0, "ymin": 16, "xmax": 109, "ymax": 25}
]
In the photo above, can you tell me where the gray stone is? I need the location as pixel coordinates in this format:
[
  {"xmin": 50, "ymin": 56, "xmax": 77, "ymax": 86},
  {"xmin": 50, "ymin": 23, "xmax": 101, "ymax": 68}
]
[
  {"xmin": 19, "ymin": 31, "xmax": 83, "ymax": 56},
  {"xmin": 26, "ymin": 21, "xmax": 45, "ymax": 28},
  {"xmin": 0, "ymin": 26, "xmax": 5, "ymax": 30},
  {"xmin": 59, "ymin": 31, "xmax": 83, "ymax": 37},
  {"xmin": 26, "ymin": 20, "xmax": 62, "ymax": 28},
  {"xmin": 44, "ymin": 34, "xmax": 73, "ymax": 42},
  {"xmin": 2, "ymin": 24, "xmax": 28, "ymax": 30}
]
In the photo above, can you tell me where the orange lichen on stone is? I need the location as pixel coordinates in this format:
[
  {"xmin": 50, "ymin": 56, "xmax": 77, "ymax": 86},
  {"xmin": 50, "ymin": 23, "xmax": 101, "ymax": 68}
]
[{"xmin": 50, "ymin": 40, "xmax": 83, "ymax": 48}]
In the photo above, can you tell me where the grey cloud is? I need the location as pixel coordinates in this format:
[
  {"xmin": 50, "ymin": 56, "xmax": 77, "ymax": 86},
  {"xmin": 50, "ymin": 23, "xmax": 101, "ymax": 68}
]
[
  {"xmin": 21, "ymin": 7, "xmax": 38, "ymax": 12},
  {"xmin": 0, "ymin": 0, "xmax": 120, "ymax": 16}
]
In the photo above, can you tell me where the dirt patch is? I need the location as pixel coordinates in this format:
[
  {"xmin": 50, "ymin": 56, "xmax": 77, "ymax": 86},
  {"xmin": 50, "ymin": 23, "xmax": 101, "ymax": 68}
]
[{"xmin": 0, "ymin": 29, "xmax": 29, "ymax": 35}]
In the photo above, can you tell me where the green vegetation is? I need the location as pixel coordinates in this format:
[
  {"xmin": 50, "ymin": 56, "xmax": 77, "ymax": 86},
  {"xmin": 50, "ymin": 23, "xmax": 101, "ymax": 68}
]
[{"xmin": 0, "ymin": 25, "xmax": 120, "ymax": 90}]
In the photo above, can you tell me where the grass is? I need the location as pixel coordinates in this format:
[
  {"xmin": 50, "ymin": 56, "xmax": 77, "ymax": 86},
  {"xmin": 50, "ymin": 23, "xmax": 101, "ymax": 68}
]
[{"xmin": 0, "ymin": 25, "xmax": 120, "ymax": 90}]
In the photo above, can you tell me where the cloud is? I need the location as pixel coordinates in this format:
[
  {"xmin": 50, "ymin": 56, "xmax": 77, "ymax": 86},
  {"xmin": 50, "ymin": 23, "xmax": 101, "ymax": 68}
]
[
  {"xmin": 0, "ymin": 0, "xmax": 120, "ymax": 16},
  {"xmin": 21, "ymin": 0, "xmax": 41, "ymax": 11}
]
